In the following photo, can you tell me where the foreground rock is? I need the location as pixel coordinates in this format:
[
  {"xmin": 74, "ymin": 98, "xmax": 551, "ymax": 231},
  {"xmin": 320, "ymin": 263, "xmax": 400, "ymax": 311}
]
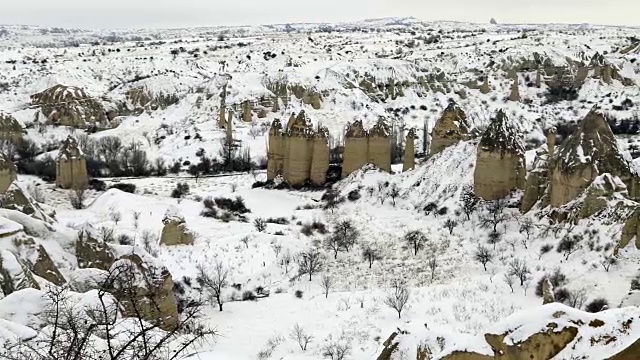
[
  {"xmin": 31, "ymin": 84, "xmax": 107, "ymax": 128},
  {"xmin": 377, "ymin": 303, "xmax": 640, "ymax": 360},
  {"xmin": 160, "ymin": 205, "xmax": 194, "ymax": 246}
]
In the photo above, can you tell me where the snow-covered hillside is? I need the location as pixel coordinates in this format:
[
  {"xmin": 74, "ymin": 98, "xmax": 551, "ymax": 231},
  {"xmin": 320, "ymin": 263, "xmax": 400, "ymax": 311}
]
[{"xmin": 0, "ymin": 17, "xmax": 639, "ymax": 360}]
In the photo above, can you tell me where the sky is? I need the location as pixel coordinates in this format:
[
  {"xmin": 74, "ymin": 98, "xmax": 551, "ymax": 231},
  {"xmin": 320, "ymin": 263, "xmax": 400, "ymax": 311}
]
[{"xmin": 0, "ymin": 0, "xmax": 637, "ymax": 29}]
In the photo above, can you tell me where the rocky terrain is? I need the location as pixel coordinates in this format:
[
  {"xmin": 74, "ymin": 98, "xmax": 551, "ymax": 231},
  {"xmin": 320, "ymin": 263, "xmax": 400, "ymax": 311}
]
[{"xmin": 0, "ymin": 17, "xmax": 638, "ymax": 360}]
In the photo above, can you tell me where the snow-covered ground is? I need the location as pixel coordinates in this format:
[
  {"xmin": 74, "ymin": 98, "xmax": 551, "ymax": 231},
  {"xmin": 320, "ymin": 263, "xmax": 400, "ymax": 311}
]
[{"xmin": 0, "ymin": 17, "xmax": 639, "ymax": 360}]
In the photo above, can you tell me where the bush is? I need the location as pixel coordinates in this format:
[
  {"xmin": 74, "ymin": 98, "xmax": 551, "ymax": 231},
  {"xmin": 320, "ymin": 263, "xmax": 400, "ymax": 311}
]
[
  {"xmin": 117, "ymin": 234, "xmax": 133, "ymax": 245},
  {"xmin": 214, "ymin": 196, "xmax": 250, "ymax": 214},
  {"xmin": 301, "ymin": 224, "xmax": 313, "ymax": 236},
  {"xmin": 535, "ymin": 268, "xmax": 567, "ymax": 297},
  {"xmin": 294, "ymin": 290, "xmax": 303, "ymax": 299},
  {"xmin": 242, "ymin": 290, "xmax": 257, "ymax": 301},
  {"xmin": 585, "ymin": 298, "xmax": 609, "ymax": 313},
  {"xmin": 312, "ymin": 221, "xmax": 327, "ymax": 234},
  {"xmin": 219, "ymin": 211, "xmax": 233, "ymax": 222},
  {"xmin": 109, "ymin": 183, "xmax": 137, "ymax": 193},
  {"xmin": 200, "ymin": 208, "xmax": 218, "ymax": 218},
  {"xmin": 171, "ymin": 182, "xmax": 190, "ymax": 198},
  {"xmin": 89, "ymin": 179, "xmax": 107, "ymax": 191},
  {"xmin": 203, "ymin": 197, "xmax": 215, "ymax": 209},
  {"xmin": 254, "ymin": 218, "xmax": 267, "ymax": 232},
  {"xmin": 265, "ymin": 217, "xmax": 289, "ymax": 225},
  {"xmin": 631, "ymin": 273, "xmax": 640, "ymax": 291},
  {"xmin": 553, "ymin": 287, "xmax": 571, "ymax": 303}
]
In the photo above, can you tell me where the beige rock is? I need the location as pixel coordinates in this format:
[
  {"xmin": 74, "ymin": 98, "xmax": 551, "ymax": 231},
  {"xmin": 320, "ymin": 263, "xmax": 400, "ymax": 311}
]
[
  {"xmin": 549, "ymin": 109, "xmax": 640, "ymax": 208},
  {"xmin": 620, "ymin": 207, "xmax": 640, "ymax": 249},
  {"xmin": 218, "ymin": 106, "xmax": 227, "ymax": 129},
  {"xmin": 508, "ymin": 77, "xmax": 521, "ymax": 102},
  {"xmin": 56, "ymin": 135, "xmax": 88, "ymax": 190},
  {"xmin": 367, "ymin": 118, "xmax": 392, "ymax": 173},
  {"xmin": 484, "ymin": 324, "xmax": 578, "ymax": 360},
  {"xmin": 535, "ymin": 69, "xmax": 542, "ymax": 88},
  {"xmin": 30, "ymin": 245, "xmax": 66, "ymax": 286},
  {"xmin": 0, "ymin": 112, "xmax": 23, "ymax": 143},
  {"xmin": 342, "ymin": 120, "xmax": 369, "ymax": 178},
  {"xmin": 439, "ymin": 352, "xmax": 493, "ymax": 360},
  {"xmin": 110, "ymin": 254, "xmax": 179, "ymax": 331},
  {"xmin": 257, "ymin": 108, "xmax": 268, "ymax": 118},
  {"xmin": 542, "ymin": 278, "xmax": 555, "ymax": 304},
  {"xmin": 430, "ymin": 102, "xmax": 470, "ymax": 155},
  {"xmin": 75, "ymin": 231, "xmax": 116, "ymax": 271},
  {"xmin": 403, "ymin": 128, "xmax": 416, "ymax": 172},
  {"xmin": 242, "ymin": 100, "xmax": 252, "ymax": 122},
  {"xmin": 310, "ymin": 128, "xmax": 330, "ymax": 186},
  {"xmin": 160, "ymin": 206, "xmax": 194, "ymax": 246},
  {"xmin": 0, "ymin": 153, "xmax": 17, "ymax": 194},
  {"xmin": 480, "ymin": 77, "xmax": 491, "ymax": 94},
  {"xmin": 226, "ymin": 111, "xmax": 233, "ymax": 145},
  {"xmin": 474, "ymin": 110, "xmax": 526, "ymax": 200},
  {"xmin": 267, "ymin": 119, "xmax": 285, "ymax": 180},
  {"xmin": 31, "ymin": 84, "xmax": 106, "ymax": 128},
  {"xmin": 521, "ymin": 154, "xmax": 549, "ymax": 212},
  {"xmin": 284, "ymin": 111, "xmax": 314, "ymax": 186}
]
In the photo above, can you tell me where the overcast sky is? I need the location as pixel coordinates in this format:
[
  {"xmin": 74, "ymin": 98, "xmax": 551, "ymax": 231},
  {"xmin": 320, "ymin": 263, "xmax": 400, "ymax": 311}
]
[{"xmin": 1, "ymin": 0, "xmax": 637, "ymax": 29}]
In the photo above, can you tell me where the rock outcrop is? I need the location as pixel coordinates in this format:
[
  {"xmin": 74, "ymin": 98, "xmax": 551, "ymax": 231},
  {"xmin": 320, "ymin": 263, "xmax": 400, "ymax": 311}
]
[
  {"xmin": 342, "ymin": 117, "xmax": 392, "ymax": 178},
  {"xmin": 508, "ymin": 77, "xmax": 521, "ymax": 102},
  {"xmin": 522, "ymin": 129, "xmax": 555, "ymax": 212},
  {"xmin": 0, "ymin": 112, "xmax": 23, "ymax": 143},
  {"xmin": 403, "ymin": 128, "xmax": 416, "ymax": 172},
  {"xmin": 474, "ymin": 110, "xmax": 526, "ymax": 200},
  {"xmin": 108, "ymin": 254, "xmax": 179, "ymax": 331},
  {"xmin": 377, "ymin": 304, "xmax": 640, "ymax": 360},
  {"xmin": 0, "ymin": 153, "xmax": 17, "ymax": 194},
  {"xmin": 30, "ymin": 244, "xmax": 66, "ymax": 286},
  {"xmin": 31, "ymin": 84, "xmax": 107, "ymax": 128},
  {"xmin": 160, "ymin": 206, "xmax": 194, "ymax": 246},
  {"xmin": 549, "ymin": 109, "xmax": 640, "ymax": 208},
  {"xmin": 56, "ymin": 135, "xmax": 88, "ymax": 190},
  {"xmin": 266, "ymin": 111, "xmax": 330, "ymax": 187},
  {"xmin": 75, "ymin": 231, "xmax": 116, "ymax": 271},
  {"xmin": 125, "ymin": 87, "xmax": 179, "ymax": 112},
  {"xmin": 0, "ymin": 250, "xmax": 40, "ymax": 296},
  {"xmin": 430, "ymin": 102, "xmax": 470, "ymax": 155}
]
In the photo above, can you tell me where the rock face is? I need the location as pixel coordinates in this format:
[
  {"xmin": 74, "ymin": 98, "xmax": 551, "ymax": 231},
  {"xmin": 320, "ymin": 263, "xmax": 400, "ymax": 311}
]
[
  {"xmin": 109, "ymin": 254, "xmax": 179, "ymax": 331},
  {"xmin": 508, "ymin": 77, "xmax": 521, "ymax": 102},
  {"xmin": 342, "ymin": 118, "xmax": 392, "ymax": 178},
  {"xmin": 367, "ymin": 119, "xmax": 392, "ymax": 173},
  {"xmin": 160, "ymin": 205, "xmax": 194, "ymax": 246},
  {"xmin": 30, "ymin": 245, "xmax": 66, "ymax": 286},
  {"xmin": 75, "ymin": 231, "xmax": 116, "ymax": 271},
  {"xmin": 242, "ymin": 100, "xmax": 252, "ymax": 122},
  {"xmin": 549, "ymin": 109, "xmax": 640, "ymax": 208},
  {"xmin": 125, "ymin": 87, "xmax": 179, "ymax": 112},
  {"xmin": 430, "ymin": 102, "xmax": 470, "ymax": 155},
  {"xmin": 403, "ymin": 128, "xmax": 416, "ymax": 172},
  {"xmin": 56, "ymin": 136, "xmax": 88, "ymax": 190},
  {"xmin": 0, "ymin": 112, "xmax": 23, "ymax": 143},
  {"xmin": 0, "ymin": 250, "xmax": 40, "ymax": 296},
  {"xmin": 266, "ymin": 111, "xmax": 330, "ymax": 187},
  {"xmin": 31, "ymin": 84, "xmax": 106, "ymax": 128},
  {"xmin": 0, "ymin": 153, "xmax": 17, "ymax": 194},
  {"xmin": 474, "ymin": 110, "xmax": 526, "ymax": 200},
  {"xmin": 521, "ymin": 151, "xmax": 550, "ymax": 212}
]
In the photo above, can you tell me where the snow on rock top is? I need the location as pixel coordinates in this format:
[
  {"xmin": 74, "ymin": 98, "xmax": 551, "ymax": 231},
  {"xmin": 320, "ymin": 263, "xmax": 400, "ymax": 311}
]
[
  {"xmin": 162, "ymin": 204, "xmax": 185, "ymax": 224},
  {"xmin": 57, "ymin": 135, "xmax": 84, "ymax": 161},
  {"xmin": 479, "ymin": 109, "xmax": 525, "ymax": 155}
]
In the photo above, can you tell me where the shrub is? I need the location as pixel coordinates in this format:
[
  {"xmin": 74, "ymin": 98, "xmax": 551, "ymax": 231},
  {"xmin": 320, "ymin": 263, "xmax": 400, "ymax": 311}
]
[
  {"xmin": 294, "ymin": 290, "xmax": 303, "ymax": 298},
  {"xmin": 200, "ymin": 208, "xmax": 218, "ymax": 218},
  {"xmin": 109, "ymin": 183, "xmax": 136, "ymax": 193},
  {"xmin": 171, "ymin": 182, "xmax": 190, "ymax": 198},
  {"xmin": 214, "ymin": 196, "xmax": 250, "ymax": 214},
  {"xmin": 301, "ymin": 224, "xmax": 313, "ymax": 236},
  {"xmin": 254, "ymin": 218, "xmax": 267, "ymax": 232},
  {"xmin": 89, "ymin": 179, "xmax": 107, "ymax": 191},
  {"xmin": 219, "ymin": 211, "xmax": 233, "ymax": 222},
  {"xmin": 117, "ymin": 234, "xmax": 133, "ymax": 245},
  {"xmin": 535, "ymin": 268, "xmax": 567, "ymax": 297},
  {"xmin": 265, "ymin": 217, "xmax": 289, "ymax": 225},
  {"xmin": 585, "ymin": 298, "xmax": 609, "ymax": 313},
  {"xmin": 274, "ymin": 231, "xmax": 285, "ymax": 236},
  {"xmin": 312, "ymin": 221, "xmax": 327, "ymax": 234},
  {"xmin": 423, "ymin": 202, "xmax": 438, "ymax": 214},
  {"xmin": 553, "ymin": 287, "xmax": 571, "ymax": 303},
  {"xmin": 203, "ymin": 197, "xmax": 215, "ymax": 209},
  {"xmin": 631, "ymin": 273, "xmax": 640, "ymax": 291},
  {"xmin": 242, "ymin": 290, "xmax": 257, "ymax": 301}
]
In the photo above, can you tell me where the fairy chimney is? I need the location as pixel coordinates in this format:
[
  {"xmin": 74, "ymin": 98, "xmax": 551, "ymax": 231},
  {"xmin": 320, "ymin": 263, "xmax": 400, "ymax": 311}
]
[
  {"xmin": 0, "ymin": 153, "xmax": 17, "ymax": 194},
  {"xmin": 218, "ymin": 106, "xmax": 226, "ymax": 129},
  {"xmin": 403, "ymin": 128, "xmax": 416, "ymax": 172},
  {"xmin": 509, "ymin": 77, "xmax": 521, "ymax": 102},
  {"xmin": 31, "ymin": 84, "xmax": 106, "ymax": 128},
  {"xmin": 430, "ymin": 101, "xmax": 470, "ymax": 155},
  {"xmin": 474, "ymin": 110, "xmax": 526, "ymax": 200},
  {"xmin": 368, "ymin": 118, "xmax": 391, "ymax": 173},
  {"xmin": 283, "ymin": 111, "xmax": 314, "ymax": 186},
  {"xmin": 310, "ymin": 127, "xmax": 330, "ymax": 186},
  {"xmin": 56, "ymin": 135, "xmax": 88, "ymax": 189},
  {"xmin": 480, "ymin": 76, "xmax": 491, "ymax": 94},
  {"xmin": 547, "ymin": 127, "xmax": 557, "ymax": 156},
  {"xmin": 267, "ymin": 119, "xmax": 285, "ymax": 180},
  {"xmin": 0, "ymin": 112, "xmax": 23, "ymax": 143},
  {"xmin": 242, "ymin": 100, "xmax": 252, "ymax": 122},
  {"xmin": 341, "ymin": 120, "xmax": 369, "ymax": 178}
]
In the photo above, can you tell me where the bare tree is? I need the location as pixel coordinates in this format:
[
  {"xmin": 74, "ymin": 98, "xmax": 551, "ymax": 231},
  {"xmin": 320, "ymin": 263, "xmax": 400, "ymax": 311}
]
[
  {"xmin": 388, "ymin": 184, "xmax": 400, "ymax": 206},
  {"xmin": 473, "ymin": 245, "xmax": 493, "ymax": 271},
  {"xmin": 519, "ymin": 218, "xmax": 534, "ymax": 247},
  {"xmin": 281, "ymin": 251, "xmax": 293, "ymax": 274},
  {"xmin": 110, "ymin": 211, "xmax": 122, "ymax": 225},
  {"xmin": 320, "ymin": 274, "xmax": 333, "ymax": 298},
  {"xmin": 503, "ymin": 273, "xmax": 515, "ymax": 293},
  {"xmin": 69, "ymin": 188, "xmax": 86, "ymax": 210},
  {"xmin": 254, "ymin": 218, "xmax": 267, "ymax": 232},
  {"xmin": 428, "ymin": 257, "xmax": 438, "ymax": 281},
  {"xmin": 508, "ymin": 258, "xmax": 531, "ymax": 286},
  {"xmin": 361, "ymin": 243, "xmax": 382, "ymax": 268},
  {"xmin": 297, "ymin": 248, "xmax": 324, "ymax": 281},
  {"xmin": 383, "ymin": 279, "xmax": 410, "ymax": 319},
  {"xmin": 601, "ymin": 256, "xmax": 617, "ymax": 272},
  {"xmin": 240, "ymin": 236, "xmax": 250, "ymax": 248},
  {"xmin": 444, "ymin": 219, "xmax": 457, "ymax": 234},
  {"xmin": 289, "ymin": 324, "xmax": 313, "ymax": 351},
  {"xmin": 480, "ymin": 199, "xmax": 509, "ymax": 232},
  {"xmin": 322, "ymin": 189, "xmax": 341, "ymax": 213},
  {"xmin": 333, "ymin": 220, "xmax": 359, "ymax": 252},
  {"xmin": 271, "ymin": 243, "xmax": 282, "ymax": 258},
  {"xmin": 322, "ymin": 339, "xmax": 352, "ymax": 360},
  {"xmin": 196, "ymin": 261, "xmax": 231, "ymax": 311},
  {"xmin": 132, "ymin": 211, "xmax": 141, "ymax": 230},
  {"xmin": 99, "ymin": 226, "xmax": 116, "ymax": 243},
  {"xmin": 404, "ymin": 230, "xmax": 427, "ymax": 256},
  {"xmin": 487, "ymin": 230, "xmax": 502, "ymax": 250},
  {"xmin": 324, "ymin": 235, "xmax": 342, "ymax": 259},
  {"xmin": 460, "ymin": 186, "xmax": 479, "ymax": 220}
]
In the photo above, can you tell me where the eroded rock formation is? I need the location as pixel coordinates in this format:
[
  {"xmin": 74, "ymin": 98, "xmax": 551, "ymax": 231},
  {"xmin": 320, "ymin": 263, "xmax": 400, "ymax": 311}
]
[
  {"xmin": 430, "ymin": 102, "xmax": 470, "ymax": 155},
  {"xmin": 0, "ymin": 152, "xmax": 17, "ymax": 194},
  {"xmin": 0, "ymin": 111, "xmax": 23, "ymax": 143},
  {"xmin": 56, "ymin": 135, "xmax": 88, "ymax": 190},
  {"xmin": 342, "ymin": 117, "xmax": 392, "ymax": 178},
  {"xmin": 403, "ymin": 128, "xmax": 416, "ymax": 172},
  {"xmin": 30, "ymin": 244, "xmax": 66, "ymax": 286},
  {"xmin": 75, "ymin": 230, "xmax": 116, "ymax": 271},
  {"xmin": 521, "ymin": 129, "xmax": 555, "ymax": 212},
  {"xmin": 474, "ymin": 110, "xmax": 526, "ymax": 200},
  {"xmin": 549, "ymin": 109, "xmax": 640, "ymax": 208},
  {"xmin": 160, "ymin": 205, "xmax": 194, "ymax": 246},
  {"xmin": 0, "ymin": 250, "xmax": 40, "ymax": 296},
  {"xmin": 31, "ymin": 84, "xmax": 106, "ymax": 128}
]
